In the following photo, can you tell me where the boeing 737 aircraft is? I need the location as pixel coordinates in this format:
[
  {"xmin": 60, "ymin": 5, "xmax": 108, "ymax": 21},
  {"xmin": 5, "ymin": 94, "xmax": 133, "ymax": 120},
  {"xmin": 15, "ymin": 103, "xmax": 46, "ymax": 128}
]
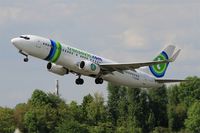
[{"xmin": 11, "ymin": 35, "xmax": 185, "ymax": 88}]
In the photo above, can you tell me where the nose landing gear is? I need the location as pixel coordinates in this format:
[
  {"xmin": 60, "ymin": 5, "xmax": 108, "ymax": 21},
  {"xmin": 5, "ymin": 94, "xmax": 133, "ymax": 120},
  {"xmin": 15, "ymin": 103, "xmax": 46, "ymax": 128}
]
[
  {"xmin": 19, "ymin": 50, "xmax": 29, "ymax": 62},
  {"xmin": 23, "ymin": 57, "xmax": 28, "ymax": 62}
]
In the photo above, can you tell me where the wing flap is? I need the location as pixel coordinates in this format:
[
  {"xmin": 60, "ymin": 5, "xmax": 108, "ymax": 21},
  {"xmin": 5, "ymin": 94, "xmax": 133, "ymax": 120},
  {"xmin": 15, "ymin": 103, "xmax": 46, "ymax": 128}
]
[{"xmin": 155, "ymin": 79, "xmax": 189, "ymax": 83}]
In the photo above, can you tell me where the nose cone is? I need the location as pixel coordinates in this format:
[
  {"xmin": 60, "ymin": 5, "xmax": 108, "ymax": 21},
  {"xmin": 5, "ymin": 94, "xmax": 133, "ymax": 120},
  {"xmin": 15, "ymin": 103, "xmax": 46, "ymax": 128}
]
[
  {"xmin": 11, "ymin": 38, "xmax": 18, "ymax": 45},
  {"xmin": 11, "ymin": 38, "xmax": 21, "ymax": 48}
]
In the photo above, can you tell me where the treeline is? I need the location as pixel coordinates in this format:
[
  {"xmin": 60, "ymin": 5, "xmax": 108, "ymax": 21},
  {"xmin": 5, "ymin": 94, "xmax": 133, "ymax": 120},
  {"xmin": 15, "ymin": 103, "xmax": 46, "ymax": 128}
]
[{"xmin": 0, "ymin": 76, "xmax": 200, "ymax": 133}]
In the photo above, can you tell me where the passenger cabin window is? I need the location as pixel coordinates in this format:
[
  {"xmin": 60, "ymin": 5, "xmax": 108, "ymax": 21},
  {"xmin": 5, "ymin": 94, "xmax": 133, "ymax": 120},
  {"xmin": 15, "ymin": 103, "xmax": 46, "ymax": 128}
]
[{"xmin": 20, "ymin": 36, "xmax": 30, "ymax": 40}]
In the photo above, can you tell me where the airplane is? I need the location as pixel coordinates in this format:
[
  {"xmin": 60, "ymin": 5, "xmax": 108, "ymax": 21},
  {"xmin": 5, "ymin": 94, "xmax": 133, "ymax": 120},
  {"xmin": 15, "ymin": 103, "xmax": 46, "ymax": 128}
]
[{"xmin": 11, "ymin": 35, "xmax": 186, "ymax": 88}]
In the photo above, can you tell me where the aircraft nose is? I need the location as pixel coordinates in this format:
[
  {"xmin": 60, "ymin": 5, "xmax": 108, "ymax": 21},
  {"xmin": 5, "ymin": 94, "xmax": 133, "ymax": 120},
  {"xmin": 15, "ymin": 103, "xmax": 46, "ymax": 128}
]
[{"xmin": 11, "ymin": 38, "xmax": 21, "ymax": 47}]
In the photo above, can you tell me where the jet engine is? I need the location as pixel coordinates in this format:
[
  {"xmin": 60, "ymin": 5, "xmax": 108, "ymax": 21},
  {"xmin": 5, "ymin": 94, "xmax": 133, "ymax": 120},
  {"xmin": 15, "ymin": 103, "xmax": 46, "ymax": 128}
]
[
  {"xmin": 47, "ymin": 62, "xmax": 69, "ymax": 76},
  {"xmin": 79, "ymin": 60, "xmax": 100, "ymax": 75}
]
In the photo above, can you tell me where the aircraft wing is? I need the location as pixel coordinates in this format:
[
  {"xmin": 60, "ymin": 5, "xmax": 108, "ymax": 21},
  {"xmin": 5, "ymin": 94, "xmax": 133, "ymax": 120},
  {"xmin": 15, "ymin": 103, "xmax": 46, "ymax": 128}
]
[
  {"xmin": 100, "ymin": 60, "xmax": 171, "ymax": 72},
  {"xmin": 99, "ymin": 49, "xmax": 180, "ymax": 73},
  {"xmin": 155, "ymin": 79, "xmax": 189, "ymax": 83},
  {"xmin": 99, "ymin": 57, "xmax": 176, "ymax": 72}
]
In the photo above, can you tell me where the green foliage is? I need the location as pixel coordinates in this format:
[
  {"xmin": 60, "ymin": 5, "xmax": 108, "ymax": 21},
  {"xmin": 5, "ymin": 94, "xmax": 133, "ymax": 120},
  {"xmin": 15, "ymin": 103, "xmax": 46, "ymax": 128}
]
[
  {"xmin": 107, "ymin": 83, "xmax": 121, "ymax": 126},
  {"xmin": 185, "ymin": 100, "xmax": 200, "ymax": 133},
  {"xmin": 148, "ymin": 85, "xmax": 168, "ymax": 127},
  {"xmin": 107, "ymin": 84, "xmax": 130, "ymax": 131},
  {"xmin": 167, "ymin": 76, "xmax": 200, "ymax": 132},
  {"xmin": 29, "ymin": 89, "xmax": 50, "ymax": 106},
  {"xmin": 86, "ymin": 93, "xmax": 107, "ymax": 124},
  {"xmin": 107, "ymin": 84, "xmax": 169, "ymax": 132},
  {"xmin": 56, "ymin": 92, "xmax": 112, "ymax": 133},
  {"xmin": 178, "ymin": 76, "xmax": 200, "ymax": 107},
  {"xmin": 127, "ymin": 88, "xmax": 150, "ymax": 132},
  {"xmin": 168, "ymin": 103, "xmax": 187, "ymax": 131},
  {"xmin": 117, "ymin": 87, "xmax": 128, "ymax": 121},
  {"xmin": 152, "ymin": 127, "xmax": 169, "ymax": 133},
  {"xmin": 81, "ymin": 94, "xmax": 94, "ymax": 123},
  {"xmin": 56, "ymin": 120, "xmax": 89, "ymax": 133},
  {"xmin": 24, "ymin": 105, "xmax": 59, "ymax": 133},
  {"xmin": 68, "ymin": 101, "xmax": 82, "ymax": 121},
  {"xmin": 24, "ymin": 89, "xmax": 68, "ymax": 133},
  {"xmin": 88, "ymin": 122, "xmax": 113, "ymax": 133},
  {"xmin": 0, "ymin": 76, "xmax": 199, "ymax": 133},
  {"xmin": 0, "ymin": 107, "xmax": 15, "ymax": 133},
  {"xmin": 14, "ymin": 103, "xmax": 28, "ymax": 132}
]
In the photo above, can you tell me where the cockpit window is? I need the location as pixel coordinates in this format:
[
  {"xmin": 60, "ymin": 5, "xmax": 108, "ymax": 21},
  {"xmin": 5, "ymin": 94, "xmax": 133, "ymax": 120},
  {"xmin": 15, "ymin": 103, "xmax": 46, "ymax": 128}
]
[{"xmin": 20, "ymin": 36, "xmax": 30, "ymax": 40}]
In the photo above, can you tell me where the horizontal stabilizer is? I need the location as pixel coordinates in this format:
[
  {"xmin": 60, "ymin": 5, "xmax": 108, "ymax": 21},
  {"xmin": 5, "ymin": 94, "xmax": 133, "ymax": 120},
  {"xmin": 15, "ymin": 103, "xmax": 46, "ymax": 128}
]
[{"xmin": 155, "ymin": 79, "xmax": 189, "ymax": 83}]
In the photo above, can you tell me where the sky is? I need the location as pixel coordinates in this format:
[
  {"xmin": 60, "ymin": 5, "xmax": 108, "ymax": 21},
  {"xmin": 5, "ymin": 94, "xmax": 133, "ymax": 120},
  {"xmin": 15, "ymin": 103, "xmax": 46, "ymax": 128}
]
[{"xmin": 1, "ymin": 0, "xmax": 200, "ymax": 107}]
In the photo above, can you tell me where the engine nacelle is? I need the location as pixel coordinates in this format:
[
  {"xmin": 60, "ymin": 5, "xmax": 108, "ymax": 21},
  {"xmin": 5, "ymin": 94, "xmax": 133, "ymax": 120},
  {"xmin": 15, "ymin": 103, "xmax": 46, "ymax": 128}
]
[
  {"xmin": 47, "ymin": 62, "xmax": 69, "ymax": 76},
  {"xmin": 79, "ymin": 60, "xmax": 100, "ymax": 75}
]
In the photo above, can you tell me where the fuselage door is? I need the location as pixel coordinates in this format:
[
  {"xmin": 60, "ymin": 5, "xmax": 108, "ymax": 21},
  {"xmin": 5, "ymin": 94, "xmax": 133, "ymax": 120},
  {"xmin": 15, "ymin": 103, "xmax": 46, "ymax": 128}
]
[{"xmin": 36, "ymin": 40, "xmax": 41, "ymax": 48}]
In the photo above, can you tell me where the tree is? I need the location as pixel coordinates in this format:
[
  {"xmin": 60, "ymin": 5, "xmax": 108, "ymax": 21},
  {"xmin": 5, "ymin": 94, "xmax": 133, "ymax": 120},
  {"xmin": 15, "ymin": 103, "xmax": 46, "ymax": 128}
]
[
  {"xmin": 107, "ymin": 83, "xmax": 121, "ymax": 126},
  {"xmin": 24, "ymin": 89, "xmax": 68, "ymax": 133},
  {"xmin": 116, "ymin": 86, "xmax": 129, "ymax": 127},
  {"xmin": 28, "ymin": 89, "xmax": 50, "ymax": 107},
  {"xmin": 152, "ymin": 127, "xmax": 169, "ymax": 133},
  {"xmin": 178, "ymin": 76, "xmax": 200, "ymax": 107},
  {"xmin": 0, "ymin": 107, "xmax": 15, "ymax": 133},
  {"xmin": 24, "ymin": 103, "xmax": 64, "ymax": 133},
  {"xmin": 167, "ymin": 77, "xmax": 200, "ymax": 131},
  {"xmin": 1, "ymin": 76, "xmax": 199, "ymax": 132},
  {"xmin": 84, "ymin": 93, "xmax": 113, "ymax": 132},
  {"xmin": 148, "ymin": 85, "xmax": 168, "ymax": 128},
  {"xmin": 56, "ymin": 120, "xmax": 89, "ymax": 133},
  {"xmin": 81, "ymin": 94, "xmax": 94, "ymax": 124},
  {"xmin": 68, "ymin": 101, "xmax": 82, "ymax": 122},
  {"xmin": 127, "ymin": 88, "xmax": 150, "ymax": 133},
  {"xmin": 185, "ymin": 100, "xmax": 200, "ymax": 133},
  {"xmin": 88, "ymin": 122, "xmax": 113, "ymax": 133},
  {"xmin": 86, "ymin": 93, "xmax": 107, "ymax": 125},
  {"xmin": 14, "ymin": 103, "xmax": 28, "ymax": 132},
  {"xmin": 167, "ymin": 103, "xmax": 187, "ymax": 131},
  {"xmin": 167, "ymin": 85, "xmax": 187, "ymax": 131}
]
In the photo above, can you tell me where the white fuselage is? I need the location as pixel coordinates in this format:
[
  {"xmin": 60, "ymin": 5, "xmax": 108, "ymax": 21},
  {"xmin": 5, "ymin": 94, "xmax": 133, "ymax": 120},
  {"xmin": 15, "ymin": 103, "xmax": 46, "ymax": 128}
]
[{"xmin": 11, "ymin": 35, "xmax": 162, "ymax": 88}]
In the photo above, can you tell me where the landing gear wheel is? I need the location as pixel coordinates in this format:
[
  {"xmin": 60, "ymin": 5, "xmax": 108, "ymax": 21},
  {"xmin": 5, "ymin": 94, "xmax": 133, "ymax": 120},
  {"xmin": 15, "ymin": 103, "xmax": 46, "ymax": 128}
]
[
  {"xmin": 75, "ymin": 79, "xmax": 79, "ymax": 84},
  {"xmin": 75, "ymin": 78, "xmax": 84, "ymax": 85},
  {"xmin": 80, "ymin": 79, "xmax": 84, "ymax": 84},
  {"xmin": 95, "ymin": 78, "xmax": 103, "ymax": 84},
  {"xmin": 24, "ymin": 57, "xmax": 28, "ymax": 62}
]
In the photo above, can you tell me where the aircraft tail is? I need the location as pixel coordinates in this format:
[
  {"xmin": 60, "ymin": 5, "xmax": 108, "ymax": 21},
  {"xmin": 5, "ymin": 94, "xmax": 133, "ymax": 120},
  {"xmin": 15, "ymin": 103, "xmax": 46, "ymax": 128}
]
[{"xmin": 140, "ymin": 45, "xmax": 180, "ymax": 78}]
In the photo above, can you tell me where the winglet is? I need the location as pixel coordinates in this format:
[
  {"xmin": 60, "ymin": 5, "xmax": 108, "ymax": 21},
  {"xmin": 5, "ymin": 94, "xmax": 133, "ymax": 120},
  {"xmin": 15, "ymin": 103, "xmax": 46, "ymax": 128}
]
[{"xmin": 170, "ymin": 49, "xmax": 181, "ymax": 62}]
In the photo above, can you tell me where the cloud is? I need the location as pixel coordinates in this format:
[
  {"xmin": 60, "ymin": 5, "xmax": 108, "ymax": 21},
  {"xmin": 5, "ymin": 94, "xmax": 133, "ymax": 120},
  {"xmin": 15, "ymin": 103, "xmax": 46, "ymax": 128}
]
[
  {"xmin": 0, "ymin": 2, "xmax": 78, "ymax": 25},
  {"xmin": 0, "ymin": 7, "xmax": 21, "ymax": 24},
  {"xmin": 118, "ymin": 30, "xmax": 146, "ymax": 49}
]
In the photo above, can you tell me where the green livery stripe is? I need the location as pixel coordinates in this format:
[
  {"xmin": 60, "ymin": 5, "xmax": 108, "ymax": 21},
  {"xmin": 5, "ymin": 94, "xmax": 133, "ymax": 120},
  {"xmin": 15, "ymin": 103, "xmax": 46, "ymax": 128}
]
[
  {"xmin": 149, "ymin": 51, "xmax": 169, "ymax": 78},
  {"xmin": 51, "ymin": 42, "xmax": 62, "ymax": 63},
  {"xmin": 152, "ymin": 54, "xmax": 167, "ymax": 74}
]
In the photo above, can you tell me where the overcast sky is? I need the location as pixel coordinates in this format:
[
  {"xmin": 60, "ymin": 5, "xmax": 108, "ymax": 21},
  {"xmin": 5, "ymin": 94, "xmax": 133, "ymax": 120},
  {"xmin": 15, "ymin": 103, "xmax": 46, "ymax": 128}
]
[{"xmin": 1, "ymin": 0, "xmax": 200, "ymax": 107}]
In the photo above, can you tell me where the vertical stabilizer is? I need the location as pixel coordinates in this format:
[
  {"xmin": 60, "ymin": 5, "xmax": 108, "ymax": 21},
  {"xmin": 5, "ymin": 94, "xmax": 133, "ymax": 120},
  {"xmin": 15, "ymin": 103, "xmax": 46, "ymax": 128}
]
[{"xmin": 140, "ymin": 45, "xmax": 176, "ymax": 78}]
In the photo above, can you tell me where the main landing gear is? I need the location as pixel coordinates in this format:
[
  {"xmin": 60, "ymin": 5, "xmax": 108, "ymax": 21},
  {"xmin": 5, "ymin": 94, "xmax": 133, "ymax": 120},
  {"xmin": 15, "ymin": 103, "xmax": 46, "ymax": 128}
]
[
  {"xmin": 19, "ymin": 50, "xmax": 29, "ymax": 62},
  {"xmin": 95, "ymin": 78, "xmax": 104, "ymax": 84},
  {"xmin": 75, "ymin": 75, "xmax": 84, "ymax": 85},
  {"xmin": 75, "ymin": 75, "xmax": 104, "ymax": 85}
]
